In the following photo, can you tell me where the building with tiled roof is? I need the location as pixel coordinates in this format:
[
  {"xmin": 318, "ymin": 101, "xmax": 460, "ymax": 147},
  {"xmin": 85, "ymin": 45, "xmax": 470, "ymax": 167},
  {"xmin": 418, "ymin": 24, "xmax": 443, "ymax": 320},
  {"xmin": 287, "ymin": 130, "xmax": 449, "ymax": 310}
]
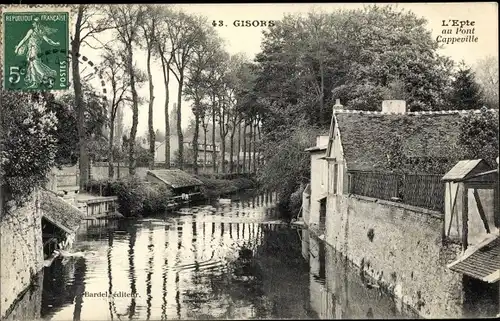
[{"xmin": 324, "ymin": 100, "xmax": 498, "ymax": 195}]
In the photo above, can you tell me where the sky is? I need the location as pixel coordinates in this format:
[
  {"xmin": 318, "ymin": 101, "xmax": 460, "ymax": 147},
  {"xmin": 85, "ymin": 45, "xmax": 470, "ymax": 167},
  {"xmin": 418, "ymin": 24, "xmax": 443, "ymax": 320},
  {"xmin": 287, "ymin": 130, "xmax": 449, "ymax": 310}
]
[{"xmin": 80, "ymin": 2, "xmax": 499, "ymax": 136}]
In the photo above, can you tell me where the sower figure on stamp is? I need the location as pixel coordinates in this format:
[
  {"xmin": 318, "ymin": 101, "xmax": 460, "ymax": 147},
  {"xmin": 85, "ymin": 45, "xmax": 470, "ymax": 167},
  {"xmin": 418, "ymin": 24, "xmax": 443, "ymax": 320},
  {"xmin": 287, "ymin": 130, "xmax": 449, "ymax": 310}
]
[{"xmin": 14, "ymin": 17, "xmax": 60, "ymax": 88}]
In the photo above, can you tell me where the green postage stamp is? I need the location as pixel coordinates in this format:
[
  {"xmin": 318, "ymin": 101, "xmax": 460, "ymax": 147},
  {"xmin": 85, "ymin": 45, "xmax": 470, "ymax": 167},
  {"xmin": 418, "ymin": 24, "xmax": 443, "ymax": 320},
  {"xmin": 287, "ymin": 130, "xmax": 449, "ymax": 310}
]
[{"xmin": 2, "ymin": 8, "xmax": 69, "ymax": 90}]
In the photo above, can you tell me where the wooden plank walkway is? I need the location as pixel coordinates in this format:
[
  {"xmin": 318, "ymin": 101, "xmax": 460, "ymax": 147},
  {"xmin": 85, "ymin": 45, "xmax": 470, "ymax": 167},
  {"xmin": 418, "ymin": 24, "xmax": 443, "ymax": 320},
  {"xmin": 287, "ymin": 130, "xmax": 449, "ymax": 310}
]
[{"xmin": 74, "ymin": 193, "xmax": 120, "ymax": 220}]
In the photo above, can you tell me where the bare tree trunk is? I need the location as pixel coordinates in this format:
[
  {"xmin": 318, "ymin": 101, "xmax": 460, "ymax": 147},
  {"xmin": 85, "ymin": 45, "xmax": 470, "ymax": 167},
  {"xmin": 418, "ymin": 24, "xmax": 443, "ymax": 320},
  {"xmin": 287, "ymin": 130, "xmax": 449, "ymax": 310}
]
[
  {"xmin": 147, "ymin": 44, "xmax": 155, "ymax": 170},
  {"xmin": 127, "ymin": 42, "xmax": 139, "ymax": 176},
  {"xmin": 192, "ymin": 106, "xmax": 200, "ymax": 175},
  {"xmin": 242, "ymin": 122, "xmax": 247, "ymax": 173},
  {"xmin": 220, "ymin": 137, "xmax": 226, "ymax": 174},
  {"xmin": 108, "ymin": 119, "xmax": 115, "ymax": 179},
  {"xmin": 219, "ymin": 103, "xmax": 226, "ymax": 174},
  {"xmin": 248, "ymin": 120, "xmax": 253, "ymax": 173},
  {"xmin": 176, "ymin": 75, "xmax": 184, "ymax": 170},
  {"xmin": 237, "ymin": 122, "xmax": 241, "ymax": 174},
  {"xmin": 72, "ymin": 5, "xmax": 89, "ymax": 190},
  {"xmin": 229, "ymin": 126, "xmax": 235, "ymax": 173},
  {"xmin": 203, "ymin": 126, "xmax": 207, "ymax": 172},
  {"xmin": 159, "ymin": 49, "xmax": 171, "ymax": 169},
  {"xmin": 257, "ymin": 120, "xmax": 261, "ymax": 167},
  {"xmin": 211, "ymin": 97, "xmax": 217, "ymax": 173},
  {"xmin": 253, "ymin": 120, "xmax": 257, "ymax": 174},
  {"xmin": 320, "ymin": 56, "xmax": 325, "ymax": 125}
]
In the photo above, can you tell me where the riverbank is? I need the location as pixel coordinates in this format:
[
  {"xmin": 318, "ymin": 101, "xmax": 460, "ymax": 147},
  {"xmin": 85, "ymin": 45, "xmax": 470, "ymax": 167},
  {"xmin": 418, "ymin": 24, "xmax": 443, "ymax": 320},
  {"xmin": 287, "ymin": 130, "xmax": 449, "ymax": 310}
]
[
  {"xmin": 196, "ymin": 176, "xmax": 256, "ymax": 199},
  {"xmin": 85, "ymin": 175, "xmax": 257, "ymax": 218}
]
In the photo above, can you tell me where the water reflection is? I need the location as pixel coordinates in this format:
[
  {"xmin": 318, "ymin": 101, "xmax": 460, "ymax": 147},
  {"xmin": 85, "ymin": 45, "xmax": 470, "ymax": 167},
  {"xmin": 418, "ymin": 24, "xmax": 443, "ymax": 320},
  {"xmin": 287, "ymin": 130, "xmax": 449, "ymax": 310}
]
[
  {"xmin": 304, "ymin": 230, "xmax": 420, "ymax": 319},
  {"xmin": 8, "ymin": 191, "xmax": 418, "ymax": 320}
]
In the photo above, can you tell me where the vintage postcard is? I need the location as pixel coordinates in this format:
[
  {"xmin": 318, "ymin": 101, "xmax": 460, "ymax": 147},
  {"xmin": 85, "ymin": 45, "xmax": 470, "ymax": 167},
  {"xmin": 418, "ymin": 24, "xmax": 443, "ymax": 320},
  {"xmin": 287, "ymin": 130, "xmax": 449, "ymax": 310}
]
[{"xmin": 0, "ymin": 2, "xmax": 498, "ymax": 321}]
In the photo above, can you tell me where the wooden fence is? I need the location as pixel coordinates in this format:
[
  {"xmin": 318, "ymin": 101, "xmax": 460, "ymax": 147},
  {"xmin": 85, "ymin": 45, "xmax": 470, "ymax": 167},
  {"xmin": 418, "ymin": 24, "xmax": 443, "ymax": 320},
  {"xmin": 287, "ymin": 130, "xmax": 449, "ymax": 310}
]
[{"xmin": 348, "ymin": 170, "xmax": 445, "ymax": 212}]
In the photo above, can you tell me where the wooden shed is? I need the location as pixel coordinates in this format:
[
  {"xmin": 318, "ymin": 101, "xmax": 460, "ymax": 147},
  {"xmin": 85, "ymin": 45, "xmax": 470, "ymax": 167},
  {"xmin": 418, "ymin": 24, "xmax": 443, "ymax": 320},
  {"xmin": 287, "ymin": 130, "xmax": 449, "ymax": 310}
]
[
  {"xmin": 146, "ymin": 169, "xmax": 204, "ymax": 195},
  {"xmin": 442, "ymin": 159, "xmax": 499, "ymax": 317},
  {"xmin": 40, "ymin": 190, "xmax": 85, "ymax": 258},
  {"xmin": 441, "ymin": 159, "xmax": 498, "ymax": 249}
]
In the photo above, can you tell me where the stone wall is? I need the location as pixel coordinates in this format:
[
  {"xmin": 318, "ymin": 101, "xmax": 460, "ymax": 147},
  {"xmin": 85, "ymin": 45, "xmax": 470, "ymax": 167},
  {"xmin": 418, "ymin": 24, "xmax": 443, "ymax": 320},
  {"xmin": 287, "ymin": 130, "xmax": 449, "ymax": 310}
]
[
  {"xmin": 0, "ymin": 193, "xmax": 44, "ymax": 318},
  {"xmin": 325, "ymin": 193, "xmax": 463, "ymax": 318},
  {"xmin": 2, "ymin": 272, "xmax": 43, "ymax": 321}
]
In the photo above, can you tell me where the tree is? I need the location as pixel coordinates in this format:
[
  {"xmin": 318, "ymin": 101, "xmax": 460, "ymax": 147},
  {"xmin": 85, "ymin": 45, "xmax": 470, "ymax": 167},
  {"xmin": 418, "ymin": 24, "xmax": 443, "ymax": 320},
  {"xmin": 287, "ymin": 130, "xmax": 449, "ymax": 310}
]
[
  {"xmin": 184, "ymin": 29, "xmax": 220, "ymax": 174},
  {"xmin": 54, "ymin": 86, "xmax": 108, "ymax": 166},
  {"xmin": 167, "ymin": 11, "xmax": 205, "ymax": 170},
  {"xmin": 156, "ymin": 7, "xmax": 176, "ymax": 168},
  {"xmin": 1, "ymin": 91, "xmax": 58, "ymax": 209},
  {"xmin": 256, "ymin": 124, "xmax": 317, "ymax": 211},
  {"xmin": 253, "ymin": 5, "xmax": 456, "ymax": 208},
  {"xmin": 101, "ymin": 48, "xmax": 130, "ymax": 178},
  {"xmin": 169, "ymin": 103, "xmax": 178, "ymax": 136},
  {"xmin": 449, "ymin": 61, "xmax": 484, "ymax": 110},
  {"xmin": 204, "ymin": 49, "xmax": 229, "ymax": 173},
  {"xmin": 107, "ymin": 4, "xmax": 145, "ymax": 175},
  {"xmin": 71, "ymin": 4, "xmax": 113, "ymax": 190},
  {"xmin": 474, "ymin": 55, "xmax": 499, "ymax": 109},
  {"xmin": 458, "ymin": 108, "xmax": 499, "ymax": 167},
  {"xmin": 199, "ymin": 103, "xmax": 211, "ymax": 170},
  {"xmin": 140, "ymin": 5, "xmax": 161, "ymax": 170}
]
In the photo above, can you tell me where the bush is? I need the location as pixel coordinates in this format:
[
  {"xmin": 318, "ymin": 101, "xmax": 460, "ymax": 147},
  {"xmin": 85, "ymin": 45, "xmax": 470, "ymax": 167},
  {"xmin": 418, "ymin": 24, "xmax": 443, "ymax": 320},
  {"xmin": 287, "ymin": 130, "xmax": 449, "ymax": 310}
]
[
  {"xmin": 85, "ymin": 177, "xmax": 174, "ymax": 217},
  {"xmin": 197, "ymin": 176, "xmax": 256, "ymax": 199},
  {"xmin": 1, "ymin": 91, "xmax": 58, "ymax": 209},
  {"xmin": 257, "ymin": 125, "xmax": 318, "ymax": 217}
]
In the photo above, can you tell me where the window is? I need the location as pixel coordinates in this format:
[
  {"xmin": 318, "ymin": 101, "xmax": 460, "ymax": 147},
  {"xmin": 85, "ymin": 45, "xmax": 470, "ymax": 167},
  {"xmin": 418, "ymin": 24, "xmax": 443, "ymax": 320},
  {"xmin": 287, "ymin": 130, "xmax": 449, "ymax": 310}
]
[{"xmin": 333, "ymin": 163, "xmax": 338, "ymax": 194}]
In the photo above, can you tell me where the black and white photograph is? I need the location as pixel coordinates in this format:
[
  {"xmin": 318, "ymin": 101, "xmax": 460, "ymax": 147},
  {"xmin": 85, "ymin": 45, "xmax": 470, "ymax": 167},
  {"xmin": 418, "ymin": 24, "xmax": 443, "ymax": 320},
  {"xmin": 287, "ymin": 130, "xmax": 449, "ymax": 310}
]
[{"xmin": 0, "ymin": 2, "xmax": 498, "ymax": 320}]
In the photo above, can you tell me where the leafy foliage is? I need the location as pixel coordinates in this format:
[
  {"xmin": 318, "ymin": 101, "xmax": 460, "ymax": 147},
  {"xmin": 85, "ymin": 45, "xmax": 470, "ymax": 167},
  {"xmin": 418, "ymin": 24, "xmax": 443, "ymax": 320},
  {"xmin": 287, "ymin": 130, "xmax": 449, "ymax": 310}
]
[
  {"xmin": 386, "ymin": 108, "xmax": 499, "ymax": 173},
  {"xmin": 256, "ymin": 125, "xmax": 318, "ymax": 211},
  {"xmin": 449, "ymin": 62, "xmax": 484, "ymax": 110},
  {"xmin": 1, "ymin": 91, "xmax": 58, "ymax": 207},
  {"xmin": 255, "ymin": 6, "xmax": 454, "ymax": 133},
  {"xmin": 49, "ymin": 87, "xmax": 108, "ymax": 164},
  {"xmin": 474, "ymin": 55, "xmax": 499, "ymax": 109},
  {"xmin": 457, "ymin": 108, "xmax": 499, "ymax": 167},
  {"xmin": 85, "ymin": 177, "xmax": 174, "ymax": 217},
  {"xmin": 197, "ymin": 176, "xmax": 256, "ymax": 199},
  {"xmin": 254, "ymin": 5, "xmax": 456, "ymax": 211}
]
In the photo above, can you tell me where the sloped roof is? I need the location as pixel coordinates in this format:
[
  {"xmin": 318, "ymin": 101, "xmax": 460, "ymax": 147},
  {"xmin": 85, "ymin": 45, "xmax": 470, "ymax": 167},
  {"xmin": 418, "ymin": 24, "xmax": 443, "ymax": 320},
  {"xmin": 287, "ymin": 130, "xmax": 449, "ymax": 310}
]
[
  {"xmin": 147, "ymin": 169, "xmax": 204, "ymax": 189},
  {"xmin": 305, "ymin": 145, "xmax": 327, "ymax": 152},
  {"xmin": 333, "ymin": 112, "xmax": 464, "ymax": 171},
  {"xmin": 40, "ymin": 190, "xmax": 84, "ymax": 234},
  {"xmin": 441, "ymin": 159, "xmax": 491, "ymax": 182},
  {"xmin": 448, "ymin": 236, "xmax": 500, "ymax": 283}
]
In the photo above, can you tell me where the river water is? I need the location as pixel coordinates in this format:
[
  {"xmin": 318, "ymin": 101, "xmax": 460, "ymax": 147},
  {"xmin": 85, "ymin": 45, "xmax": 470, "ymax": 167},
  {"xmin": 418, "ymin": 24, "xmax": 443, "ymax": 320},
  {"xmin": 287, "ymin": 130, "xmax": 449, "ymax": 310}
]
[{"xmin": 14, "ymin": 191, "xmax": 419, "ymax": 320}]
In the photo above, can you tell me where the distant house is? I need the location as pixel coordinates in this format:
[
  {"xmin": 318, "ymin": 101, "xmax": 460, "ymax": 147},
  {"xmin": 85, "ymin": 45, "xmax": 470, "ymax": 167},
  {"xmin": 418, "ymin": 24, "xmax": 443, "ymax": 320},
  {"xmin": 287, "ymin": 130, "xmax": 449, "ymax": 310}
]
[{"xmin": 155, "ymin": 135, "xmax": 220, "ymax": 166}]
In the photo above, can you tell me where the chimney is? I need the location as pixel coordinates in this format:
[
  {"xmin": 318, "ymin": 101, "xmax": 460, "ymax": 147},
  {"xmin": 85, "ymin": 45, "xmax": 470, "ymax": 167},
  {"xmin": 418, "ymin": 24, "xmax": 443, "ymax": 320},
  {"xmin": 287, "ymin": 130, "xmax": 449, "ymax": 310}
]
[
  {"xmin": 316, "ymin": 135, "xmax": 329, "ymax": 147},
  {"xmin": 333, "ymin": 99, "xmax": 343, "ymax": 111},
  {"xmin": 382, "ymin": 100, "xmax": 406, "ymax": 114}
]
